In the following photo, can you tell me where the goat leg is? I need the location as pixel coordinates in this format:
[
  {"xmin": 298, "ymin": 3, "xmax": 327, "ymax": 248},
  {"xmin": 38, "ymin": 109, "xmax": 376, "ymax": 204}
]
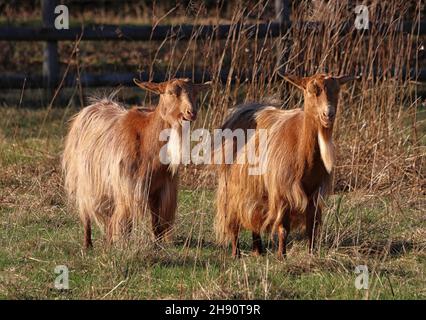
[
  {"xmin": 277, "ymin": 214, "xmax": 291, "ymax": 258},
  {"xmin": 231, "ymin": 232, "xmax": 240, "ymax": 258},
  {"xmin": 252, "ymin": 232, "xmax": 263, "ymax": 256}
]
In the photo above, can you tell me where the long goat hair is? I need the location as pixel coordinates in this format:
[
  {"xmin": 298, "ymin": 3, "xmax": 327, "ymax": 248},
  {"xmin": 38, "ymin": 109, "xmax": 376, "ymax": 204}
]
[
  {"xmin": 215, "ymin": 73, "xmax": 358, "ymax": 257},
  {"xmin": 63, "ymin": 78, "xmax": 210, "ymax": 248}
]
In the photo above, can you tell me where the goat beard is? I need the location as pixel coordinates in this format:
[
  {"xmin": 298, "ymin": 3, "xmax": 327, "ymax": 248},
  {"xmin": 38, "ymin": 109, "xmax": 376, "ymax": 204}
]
[{"xmin": 319, "ymin": 114, "xmax": 334, "ymax": 129}]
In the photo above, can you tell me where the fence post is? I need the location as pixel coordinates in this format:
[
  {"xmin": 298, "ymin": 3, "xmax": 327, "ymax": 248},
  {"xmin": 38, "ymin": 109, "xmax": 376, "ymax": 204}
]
[
  {"xmin": 42, "ymin": 0, "xmax": 59, "ymax": 89},
  {"xmin": 275, "ymin": 0, "xmax": 291, "ymax": 75}
]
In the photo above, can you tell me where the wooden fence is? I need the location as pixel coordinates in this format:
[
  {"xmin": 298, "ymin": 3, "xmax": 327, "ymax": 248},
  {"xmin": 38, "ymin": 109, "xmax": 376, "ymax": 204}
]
[{"xmin": 0, "ymin": 0, "xmax": 425, "ymax": 89}]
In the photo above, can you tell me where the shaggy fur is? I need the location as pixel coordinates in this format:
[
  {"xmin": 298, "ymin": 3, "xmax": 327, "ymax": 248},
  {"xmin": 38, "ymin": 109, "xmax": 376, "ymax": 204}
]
[
  {"xmin": 63, "ymin": 78, "xmax": 210, "ymax": 248},
  {"xmin": 215, "ymin": 74, "xmax": 357, "ymax": 257}
]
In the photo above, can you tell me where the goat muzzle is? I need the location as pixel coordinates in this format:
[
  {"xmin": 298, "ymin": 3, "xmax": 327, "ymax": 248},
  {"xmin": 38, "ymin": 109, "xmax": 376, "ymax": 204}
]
[{"xmin": 182, "ymin": 110, "xmax": 197, "ymax": 122}]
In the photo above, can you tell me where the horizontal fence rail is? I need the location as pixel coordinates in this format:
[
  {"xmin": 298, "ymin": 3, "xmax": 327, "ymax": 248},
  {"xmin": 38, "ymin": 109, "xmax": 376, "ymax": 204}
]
[
  {"xmin": 0, "ymin": 71, "xmax": 228, "ymax": 89},
  {"xmin": 0, "ymin": 21, "xmax": 425, "ymax": 42},
  {"xmin": 0, "ymin": 23, "xmax": 282, "ymax": 41},
  {"xmin": 1, "ymin": 68, "xmax": 425, "ymax": 90}
]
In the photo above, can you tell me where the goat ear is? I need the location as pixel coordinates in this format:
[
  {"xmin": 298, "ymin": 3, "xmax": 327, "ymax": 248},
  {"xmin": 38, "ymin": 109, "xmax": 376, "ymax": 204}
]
[
  {"xmin": 279, "ymin": 73, "xmax": 307, "ymax": 90},
  {"xmin": 193, "ymin": 81, "xmax": 212, "ymax": 95},
  {"xmin": 133, "ymin": 79, "xmax": 166, "ymax": 94},
  {"xmin": 335, "ymin": 75, "xmax": 360, "ymax": 85}
]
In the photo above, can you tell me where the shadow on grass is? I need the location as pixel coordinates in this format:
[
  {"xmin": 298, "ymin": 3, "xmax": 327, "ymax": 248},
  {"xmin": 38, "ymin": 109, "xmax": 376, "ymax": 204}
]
[{"xmin": 325, "ymin": 236, "xmax": 419, "ymax": 257}]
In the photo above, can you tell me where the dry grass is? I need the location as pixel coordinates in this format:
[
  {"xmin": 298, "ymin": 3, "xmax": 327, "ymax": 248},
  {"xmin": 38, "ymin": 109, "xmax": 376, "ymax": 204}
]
[{"xmin": 0, "ymin": 0, "xmax": 425, "ymax": 299}]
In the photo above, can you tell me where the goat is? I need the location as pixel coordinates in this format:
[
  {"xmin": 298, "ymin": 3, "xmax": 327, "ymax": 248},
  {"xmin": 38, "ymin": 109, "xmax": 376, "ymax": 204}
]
[
  {"xmin": 62, "ymin": 78, "xmax": 211, "ymax": 248},
  {"xmin": 215, "ymin": 73, "xmax": 357, "ymax": 257}
]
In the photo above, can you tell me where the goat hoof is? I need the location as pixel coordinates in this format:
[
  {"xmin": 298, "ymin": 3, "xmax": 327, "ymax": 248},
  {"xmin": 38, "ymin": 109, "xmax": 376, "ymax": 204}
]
[{"xmin": 276, "ymin": 252, "xmax": 287, "ymax": 260}]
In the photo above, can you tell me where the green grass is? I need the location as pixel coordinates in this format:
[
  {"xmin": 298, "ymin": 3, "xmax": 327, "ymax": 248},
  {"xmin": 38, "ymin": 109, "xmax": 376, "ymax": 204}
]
[{"xmin": 0, "ymin": 106, "xmax": 425, "ymax": 299}]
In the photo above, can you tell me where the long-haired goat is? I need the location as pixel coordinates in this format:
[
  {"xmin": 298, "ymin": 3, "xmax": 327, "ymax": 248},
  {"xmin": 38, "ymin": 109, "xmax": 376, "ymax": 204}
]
[
  {"xmin": 63, "ymin": 78, "xmax": 211, "ymax": 248},
  {"xmin": 215, "ymin": 73, "xmax": 357, "ymax": 257}
]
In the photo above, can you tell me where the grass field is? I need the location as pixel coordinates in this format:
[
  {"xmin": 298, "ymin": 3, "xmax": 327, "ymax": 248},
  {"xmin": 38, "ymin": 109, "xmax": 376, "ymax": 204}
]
[
  {"xmin": 0, "ymin": 106, "xmax": 424, "ymax": 299},
  {"xmin": 0, "ymin": 0, "xmax": 425, "ymax": 300}
]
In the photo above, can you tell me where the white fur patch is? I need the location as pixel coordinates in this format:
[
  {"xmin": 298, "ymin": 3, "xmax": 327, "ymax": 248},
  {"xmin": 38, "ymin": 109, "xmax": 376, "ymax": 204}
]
[
  {"xmin": 167, "ymin": 127, "xmax": 181, "ymax": 174},
  {"xmin": 318, "ymin": 130, "xmax": 335, "ymax": 173}
]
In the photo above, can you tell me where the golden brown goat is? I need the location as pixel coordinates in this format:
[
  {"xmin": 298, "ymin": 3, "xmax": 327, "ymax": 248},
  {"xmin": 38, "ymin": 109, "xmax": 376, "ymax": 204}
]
[
  {"xmin": 63, "ymin": 78, "xmax": 210, "ymax": 248},
  {"xmin": 215, "ymin": 73, "xmax": 357, "ymax": 257}
]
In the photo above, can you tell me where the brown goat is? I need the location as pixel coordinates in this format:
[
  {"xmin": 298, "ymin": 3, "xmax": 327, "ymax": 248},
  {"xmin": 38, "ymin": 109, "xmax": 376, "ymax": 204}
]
[
  {"xmin": 63, "ymin": 78, "xmax": 210, "ymax": 248},
  {"xmin": 215, "ymin": 73, "xmax": 357, "ymax": 257}
]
